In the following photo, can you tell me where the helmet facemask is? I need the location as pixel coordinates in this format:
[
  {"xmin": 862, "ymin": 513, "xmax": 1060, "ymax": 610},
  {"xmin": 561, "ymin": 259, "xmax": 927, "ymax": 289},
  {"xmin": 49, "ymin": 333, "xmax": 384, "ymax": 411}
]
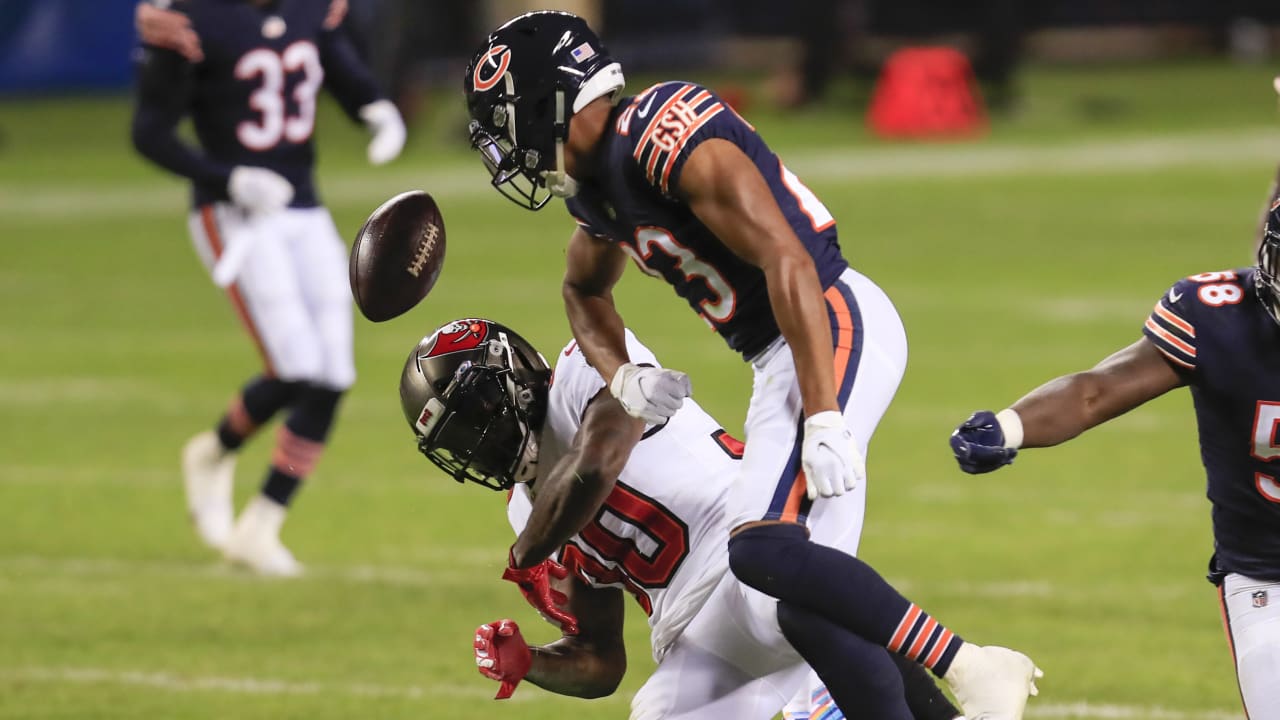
[
  {"xmin": 464, "ymin": 11, "xmax": 625, "ymax": 211},
  {"xmin": 411, "ymin": 332, "xmax": 546, "ymax": 491},
  {"xmin": 467, "ymin": 71, "xmax": 565, "ymax": 211},
  {"xmin": 1257, "ymin": 214, "xmax": 1280, "ymax": 327}
]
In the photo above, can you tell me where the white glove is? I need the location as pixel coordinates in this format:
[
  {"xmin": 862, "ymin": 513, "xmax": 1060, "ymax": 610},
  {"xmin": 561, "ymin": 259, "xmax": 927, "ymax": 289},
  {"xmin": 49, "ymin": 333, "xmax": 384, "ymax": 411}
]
[
  {"xmin": 801, "ymin": 411, "xmax": 863, "ymax": 500},
  {"xmin": 609, "ymin": 363, "xmax": 692, "ymax": 425},
  {"xmin": 227, "ymin": 166, "xmax": 294, "ymax": 215},
  {"xmin": 359, "ymin": 99, "xmax": 406, "ymax": 166}
]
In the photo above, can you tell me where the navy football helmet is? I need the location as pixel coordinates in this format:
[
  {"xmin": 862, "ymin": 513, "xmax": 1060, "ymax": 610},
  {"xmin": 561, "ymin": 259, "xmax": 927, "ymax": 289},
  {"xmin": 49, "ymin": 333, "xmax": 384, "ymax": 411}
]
[
  {"xmin": 463, "ymin": 11, "xmax": 625, "ymax": 210},
  {"xmin": 399, "ymin": 319, "xmax": 551, "ymax": 491},
  {"xmin": 1257, "ymin": 201, "xmax": 1280, "ymax": 326}
]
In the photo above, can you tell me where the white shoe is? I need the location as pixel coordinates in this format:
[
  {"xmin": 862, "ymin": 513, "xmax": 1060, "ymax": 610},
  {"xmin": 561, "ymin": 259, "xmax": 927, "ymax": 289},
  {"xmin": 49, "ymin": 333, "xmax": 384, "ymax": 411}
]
[
  {"xmin": 181, "ymin": 431, "xmax": 235, "ymax": 550},
  {"xmin": 944, "ymin": 643, "xmax": 1042, "ymax": 720},
  {"xmin": 223, "ymin": 495, "xmax": 303, "ymax": 578}
]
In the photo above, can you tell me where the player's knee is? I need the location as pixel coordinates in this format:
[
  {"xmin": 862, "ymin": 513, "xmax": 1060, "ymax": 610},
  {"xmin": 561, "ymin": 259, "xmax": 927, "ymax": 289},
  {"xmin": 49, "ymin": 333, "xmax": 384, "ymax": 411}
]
[
  {"xmin": 284, "ymin": 383, "xmax": 345, "ymax": 444},
  {"xmin": 728, "ymin": 523, "xmax": 809, "ymax": 598}
]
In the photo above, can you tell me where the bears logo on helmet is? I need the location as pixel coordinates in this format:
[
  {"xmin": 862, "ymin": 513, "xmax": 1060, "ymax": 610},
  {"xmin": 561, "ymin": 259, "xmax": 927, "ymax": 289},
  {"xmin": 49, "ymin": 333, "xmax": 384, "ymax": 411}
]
[
  {"xmin": 472, "ymin": 45, "xmax": 511, "ymax": 92},
  {"xmin": 464, "ymin": 11, "xmax": 625, "ymax": 211}
]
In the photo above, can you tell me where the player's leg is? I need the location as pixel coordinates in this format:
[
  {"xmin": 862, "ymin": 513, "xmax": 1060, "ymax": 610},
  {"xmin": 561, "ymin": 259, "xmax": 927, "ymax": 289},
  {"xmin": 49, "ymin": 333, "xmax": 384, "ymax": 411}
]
[
  {"xmin": 256, "ymin": 207, "xmax": 353, "ymax": 518},
  {"xmin": 185, "ymin": 207, "xmax": 301, "ymax": 549},
  {"xmin": 221, "ymin": 208, "xmax": 353, "ymax": 575},
  {"xmin": 1220, "ymin": 573, "xmax": 1280, "ymax": 718},
  {"xmin": 777, "ymin": 602, "xmax": 911, "ymax": 720},
  {"xmin": 630, "ymin": 576, "xmax": 810, "ymax": 720},
  {"xmin": 725, "ymin": 268, "xmax": 1038, "ymax": 717},
  {"xmin": 194, "ymin": 205, "xmax": 328, "ymax": 575},
  {"xmin": 786, "ymin": 658, "xmax": 966, "ymax": 720}
]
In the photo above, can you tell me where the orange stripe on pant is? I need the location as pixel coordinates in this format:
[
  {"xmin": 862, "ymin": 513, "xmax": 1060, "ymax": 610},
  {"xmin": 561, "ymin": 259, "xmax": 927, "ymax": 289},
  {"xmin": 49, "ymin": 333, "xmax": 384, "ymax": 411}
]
[
  {"xmin": 200, "ymin": 206, "xmax": 275, "ymax": 376},
  {"xmin": 776, "ymin": 285, "xmax": 857, "ymax": 524},
  {"xmin": 1219, "ymin": 584, "xmax": 1252, "ymax": 720}
]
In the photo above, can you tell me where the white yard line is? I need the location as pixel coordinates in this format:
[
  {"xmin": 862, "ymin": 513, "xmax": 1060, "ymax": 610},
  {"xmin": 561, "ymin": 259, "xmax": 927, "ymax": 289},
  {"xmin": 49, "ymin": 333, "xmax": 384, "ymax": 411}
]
[
  {"xmin": 3, "ymin": 128, "xmax": 1278, "ymax": 221},
  {"xmin": 0, "ymin": 667, "xmax": 1239, "ymax": 717},
  {"xmin": 1028, "ymin": 703, "xmax": 1241, "ymax": 720},
  {"xmin": 0, "ymin": 665, "xmax": 499, "ymax": 702},
  {"xmin": 0, "ymin": 553, "xmax": 1197, "ymax": 600}
]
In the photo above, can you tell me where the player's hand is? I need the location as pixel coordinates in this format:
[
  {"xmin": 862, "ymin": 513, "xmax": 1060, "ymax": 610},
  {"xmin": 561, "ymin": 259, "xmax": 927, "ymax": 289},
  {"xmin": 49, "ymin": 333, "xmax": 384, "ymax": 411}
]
[
  {"xmin": 359, "ymin": 100, "xmax": 406, "ymax": 166},
  {"xmin": 474, "ymin": 619, "xmax": 532, "ymax": 700},
  {"xmin": 136, "ymin": 2, "xmax": 203, "ymax": 63},
  {"xmin": 801, "ymin": 411, "xmax": 863, "ymax": 500},
  {"xmin": 322, "ymin": 0, "xmax": 348, "ymax": 30},
  {"xmin": 609, "ymin": 363, "xmax": 691, "ymax": 425},
  {"xmin": 227, "ymin": 166, "xmax": 294, "ymax": 216},
  {"xmin": 501, "ymin": 551, "xmax": 579, "ymax": 636},
  {"xmin": 950, "ymin": 410, "xmax": 1019, "ymax": 474}
]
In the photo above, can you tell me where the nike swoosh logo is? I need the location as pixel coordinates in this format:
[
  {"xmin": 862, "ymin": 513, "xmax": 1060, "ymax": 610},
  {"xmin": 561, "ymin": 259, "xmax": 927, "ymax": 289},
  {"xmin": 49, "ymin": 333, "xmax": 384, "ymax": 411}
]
[
  {"xmin": 637, "ymin": 93, "xmax": 657, "ymax": 119},
  {"xmin": 1168, "ymin": 289, "xmax": 1183, "ymax": 303}
]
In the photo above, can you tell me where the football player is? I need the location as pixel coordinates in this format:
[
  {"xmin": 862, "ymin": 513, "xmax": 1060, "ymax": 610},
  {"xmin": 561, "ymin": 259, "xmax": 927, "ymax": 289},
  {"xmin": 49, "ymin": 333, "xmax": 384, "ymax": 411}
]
[
  {"xmin": 400, "ymin": 318, "xmax": 967, "ymax": 720},
  {"xmin": 461, "ymin": 11, "xmax": 1040, "ymax": 717},
  {"xmin": 132, "ymin": 0, "xmax": 405, "ymax": 575},
  {"xmin": 950, "ymin": 203, "xmax": 1280, "ymax": 718}
]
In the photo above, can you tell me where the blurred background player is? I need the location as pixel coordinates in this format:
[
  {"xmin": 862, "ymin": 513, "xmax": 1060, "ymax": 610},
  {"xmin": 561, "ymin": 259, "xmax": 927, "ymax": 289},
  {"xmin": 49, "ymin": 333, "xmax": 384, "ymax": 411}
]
[
  {"xmin": 949, "ymin": 204, "xmax": 1280, "ymax": 719},
  {"xmin": 463, "ymin": 12, "xmax": 1038, "ymax": 718},
  {"xmin": 131, "ymin": 0, "xmax": 405, "ymax": 576},
  {"xmin": 398, "ymin": 318, "xmax": 966, "ymax": 719}
]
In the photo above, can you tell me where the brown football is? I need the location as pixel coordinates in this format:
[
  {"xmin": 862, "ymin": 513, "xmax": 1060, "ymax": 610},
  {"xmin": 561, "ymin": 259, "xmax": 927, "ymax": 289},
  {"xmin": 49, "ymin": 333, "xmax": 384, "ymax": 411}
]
[{"xmin": 350, "ymin": 190, "xmax": 446, "ymax": 322}]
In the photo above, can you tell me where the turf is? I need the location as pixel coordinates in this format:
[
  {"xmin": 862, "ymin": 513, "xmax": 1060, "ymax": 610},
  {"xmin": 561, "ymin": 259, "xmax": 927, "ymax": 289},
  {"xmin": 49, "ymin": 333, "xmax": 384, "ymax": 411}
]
[{"xmin": 2, "ymin": 60, "xmax": 1277, "ymax": 719}]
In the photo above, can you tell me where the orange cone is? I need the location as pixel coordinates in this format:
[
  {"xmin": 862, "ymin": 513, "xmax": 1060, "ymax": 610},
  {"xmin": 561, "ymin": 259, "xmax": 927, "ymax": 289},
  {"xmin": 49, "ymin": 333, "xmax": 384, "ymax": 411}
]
[{"xmin": 867, "ymin": 47, "xmax": 987, "ymax": 140}]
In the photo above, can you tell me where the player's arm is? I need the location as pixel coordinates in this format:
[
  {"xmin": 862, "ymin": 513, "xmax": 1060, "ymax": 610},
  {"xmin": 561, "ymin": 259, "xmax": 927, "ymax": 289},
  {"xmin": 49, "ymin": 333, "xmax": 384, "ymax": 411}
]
[
  {"xmin": 526, "ymin": 575, "xmax": 627, "ymax": 697},
  {"xmin": 678, "ymin": 139, "xmax": 838, "ymax": 419},
  {"xmin": 951, "ymin": 337, "xmax": 1186, "ymax": 473},
  {"xmin": 476, "ymin": 574, "xmax": 627, "ymax": 699},
  {"xmin": 317, "ymin": 25, "xmax": 404, "ymax": 165},
  {"xmin": 562, "ymin": 227, "xmax": 691, "ymax": 424},
  {"xmin": 130, "ymin": 45, "xmax": 233, "ymax": 187},
  {"xmin": 135, "ymin": 2, "xmax": 202, "ymax": 62},
  {"xmin": 511, "ymin": 388, "xmax": 643, "ymax": 568},
  {"xmin": 563, "ymin": 227, "xmax": 632, "ymax": 384},
  {"xmin": 1013, "ymin": 338, "xmax": 1184, "ymax": 446}
]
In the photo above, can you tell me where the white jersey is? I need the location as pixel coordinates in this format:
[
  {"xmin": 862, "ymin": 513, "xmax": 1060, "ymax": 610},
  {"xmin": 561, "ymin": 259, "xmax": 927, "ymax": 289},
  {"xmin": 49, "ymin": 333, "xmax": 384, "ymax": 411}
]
[{"xmin": 507, "ymin": 331, "xmax": 737, "ymax": 660}]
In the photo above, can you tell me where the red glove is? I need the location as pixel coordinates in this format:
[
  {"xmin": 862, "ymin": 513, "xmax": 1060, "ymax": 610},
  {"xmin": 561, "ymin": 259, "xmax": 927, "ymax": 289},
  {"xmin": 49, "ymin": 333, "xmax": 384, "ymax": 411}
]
[
  {"xmin": 501, "ymin": 549, "xmax": 580, "ymax": 635},
  {"xmin": 474, "ymin": 619, "xmax": 532, "ymax": 699}
]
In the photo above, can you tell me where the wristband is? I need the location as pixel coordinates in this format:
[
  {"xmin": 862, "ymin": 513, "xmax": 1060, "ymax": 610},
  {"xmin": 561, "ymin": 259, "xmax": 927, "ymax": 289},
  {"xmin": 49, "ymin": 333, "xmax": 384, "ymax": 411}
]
[{"xmin": 995, "ymin": 408, "xmax": 1024, "ymax": 450}]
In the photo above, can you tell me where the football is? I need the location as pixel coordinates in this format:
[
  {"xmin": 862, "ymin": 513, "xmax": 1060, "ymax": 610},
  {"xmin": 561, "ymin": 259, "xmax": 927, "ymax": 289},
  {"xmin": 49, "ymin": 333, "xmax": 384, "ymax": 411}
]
[{"xmin": 349, "ymin": 190, "xmax": 446, "ymax": 322}]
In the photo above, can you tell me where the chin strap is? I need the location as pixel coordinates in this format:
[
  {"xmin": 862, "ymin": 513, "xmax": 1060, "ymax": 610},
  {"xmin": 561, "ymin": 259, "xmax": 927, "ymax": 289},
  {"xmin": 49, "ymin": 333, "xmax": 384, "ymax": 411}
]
[{"xmin": 541, "ymin": 88, "xmax": 579, "ymax": 198}]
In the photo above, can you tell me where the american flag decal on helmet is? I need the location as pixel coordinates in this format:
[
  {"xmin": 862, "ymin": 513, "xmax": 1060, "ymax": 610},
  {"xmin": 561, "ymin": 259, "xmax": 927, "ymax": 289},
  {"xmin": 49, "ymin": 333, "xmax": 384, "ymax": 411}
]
[{"xmin": 570, "ymin": 42, "xmax": 595, "ymax": 63}]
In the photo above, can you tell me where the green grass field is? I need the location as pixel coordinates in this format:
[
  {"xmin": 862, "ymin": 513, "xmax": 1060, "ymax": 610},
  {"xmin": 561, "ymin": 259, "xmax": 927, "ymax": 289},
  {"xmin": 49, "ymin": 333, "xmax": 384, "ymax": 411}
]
[{"xmin": 3, "ymin": 60, "xmax": 1279, "ymax": 719}]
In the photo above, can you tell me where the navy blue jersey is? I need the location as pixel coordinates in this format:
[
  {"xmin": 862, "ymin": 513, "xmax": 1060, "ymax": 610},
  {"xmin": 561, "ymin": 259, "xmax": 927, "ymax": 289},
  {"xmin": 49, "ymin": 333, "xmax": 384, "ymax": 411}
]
[
  {"xmin": 132, "ymin": 0, "xmax": 381, "ymax": 208},
  {"xmin": 1143, "ymin": 268, "xmax": 1280, "ymax": 580},
  {"xmin": 565, "ymin": 82, "xmax": 849, "ymax": 360}
]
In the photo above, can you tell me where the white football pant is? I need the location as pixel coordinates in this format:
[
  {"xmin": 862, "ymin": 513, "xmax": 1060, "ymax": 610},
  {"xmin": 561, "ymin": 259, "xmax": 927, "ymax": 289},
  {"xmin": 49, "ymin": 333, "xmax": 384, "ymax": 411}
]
[
  {"xmin": 188, "ymin": 204, "xmax": 355, "ymax": 390},
  {"xmin": 1221, "ymin": 573, "xmax": 1280, "ymax": 719}
]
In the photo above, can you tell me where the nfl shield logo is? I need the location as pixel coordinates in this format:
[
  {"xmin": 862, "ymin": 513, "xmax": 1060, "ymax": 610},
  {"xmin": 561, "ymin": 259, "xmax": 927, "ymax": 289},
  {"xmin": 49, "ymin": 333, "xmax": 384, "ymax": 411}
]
[{"xmin": 1253, "ymin": 590, "xmax": 1268, "ymax": 608}]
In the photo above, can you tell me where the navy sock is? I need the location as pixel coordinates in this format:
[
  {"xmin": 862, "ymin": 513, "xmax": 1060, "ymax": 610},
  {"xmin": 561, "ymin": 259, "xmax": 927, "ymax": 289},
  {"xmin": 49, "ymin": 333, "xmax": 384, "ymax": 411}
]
[
  {"xmin": 778, "ymin": 601, "xmax": 912, "ymax": 720},
  {"xmin": 216, "ymin": 376, "xmax": 299, "ymax": 450},
  {"xmin": 890, "ymin": 652, "xmax": 963, "ymax": 720},
  {"xmin": 261, "ymin": 384, "xmax": 344, "ymax": 507},
  {"xmin": 728, "ymin": 523, "xmax": 964, "ymax": 676},
  {"xmin": 262, "ymin": 468, "xmax": 302, "ymax": 507}
]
